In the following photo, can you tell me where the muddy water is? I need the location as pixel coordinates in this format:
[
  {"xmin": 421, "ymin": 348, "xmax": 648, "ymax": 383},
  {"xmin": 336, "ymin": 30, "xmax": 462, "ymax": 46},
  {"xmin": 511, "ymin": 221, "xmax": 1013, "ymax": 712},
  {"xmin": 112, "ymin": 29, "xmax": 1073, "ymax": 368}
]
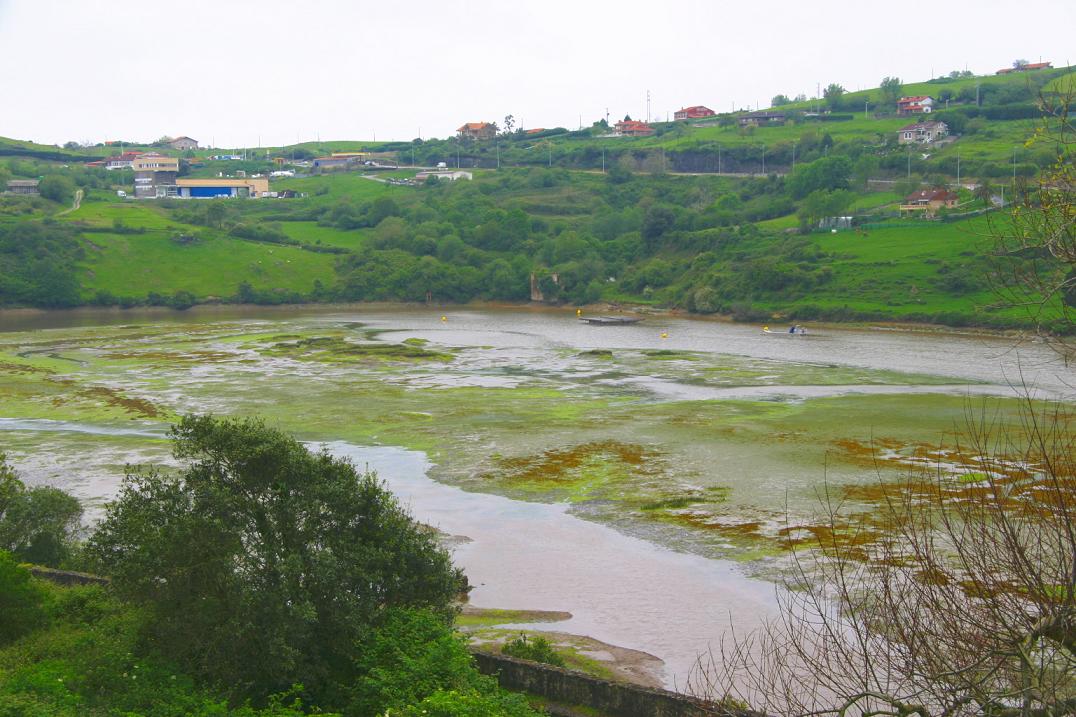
[{"xmin": 324, "ymin": 441, "xmax": 776, "ymax": 689}]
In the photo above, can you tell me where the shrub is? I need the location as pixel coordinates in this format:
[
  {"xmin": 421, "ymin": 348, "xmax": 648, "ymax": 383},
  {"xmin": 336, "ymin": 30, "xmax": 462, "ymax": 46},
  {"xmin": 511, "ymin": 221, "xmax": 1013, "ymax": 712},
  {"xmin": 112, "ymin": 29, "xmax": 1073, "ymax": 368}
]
[
  {"xmin": 87, "ymin": 415, "xmax": 464, "ymax": 704},
  {"xmin": 0, "ymin": 551, "xmax": 47, "ymax": 645},
  {"xmin": 501, "ymin": 634, "xmax": 566, "ymax": 667}
]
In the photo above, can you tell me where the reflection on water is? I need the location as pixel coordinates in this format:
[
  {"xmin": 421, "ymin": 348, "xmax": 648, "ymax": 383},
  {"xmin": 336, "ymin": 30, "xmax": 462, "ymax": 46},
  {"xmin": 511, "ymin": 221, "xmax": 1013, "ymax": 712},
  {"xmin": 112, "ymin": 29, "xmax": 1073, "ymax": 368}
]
[{"xmin": 321, "ymin": 441, "xmax": 777, "ymax": 690}]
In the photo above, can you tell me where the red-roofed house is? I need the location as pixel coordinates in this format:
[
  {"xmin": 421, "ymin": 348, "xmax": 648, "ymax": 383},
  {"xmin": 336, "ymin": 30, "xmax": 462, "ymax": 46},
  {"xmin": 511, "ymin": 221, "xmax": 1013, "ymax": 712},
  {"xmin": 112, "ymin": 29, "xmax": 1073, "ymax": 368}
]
[
  {"xmin": 900, "ymin": 188, "xmax": 959, "ymax": 217},
  {"xmin": 997, "ymin": 61, "xmax": 1052, "ymax": 75},
  {"xmin": 105, "ymin": 151, "xmax": 145, "ymax": 171},
  {"xmin": 614, "ymin": 120, "xmax": 655, "ymax": 137},
  {"xmin": 897, "ymin": 96, "xmax": 934, "ymax": 115},
  {"xmin": 457, "ymin": 122, "xmax": 497, "ymax": 140},
  {"xmin": 674, "ymin": 105, "xmax": 715, "ymax": 121}
]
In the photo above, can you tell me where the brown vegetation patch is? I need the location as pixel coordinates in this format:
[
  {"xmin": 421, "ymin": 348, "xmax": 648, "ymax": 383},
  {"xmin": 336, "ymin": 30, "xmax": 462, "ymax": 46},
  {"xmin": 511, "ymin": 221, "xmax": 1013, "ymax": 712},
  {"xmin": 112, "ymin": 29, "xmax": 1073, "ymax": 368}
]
[
  {"xmin": 490, "ymin": 440, "xmax": 657, "ymax": 484},
  {"xmin": 47, "ymin": 377, "xmax": 161, "ymax": 419},
  {"xmin": 0, "ymin": 360, "xmax": 54, "ymax": 375}
]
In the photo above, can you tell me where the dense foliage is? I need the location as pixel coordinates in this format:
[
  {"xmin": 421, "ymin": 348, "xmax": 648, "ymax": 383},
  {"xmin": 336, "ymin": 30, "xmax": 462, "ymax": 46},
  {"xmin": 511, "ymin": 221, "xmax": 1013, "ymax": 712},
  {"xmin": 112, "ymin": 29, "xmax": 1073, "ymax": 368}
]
[
  {"xmin": 0, "ymin": 452, "xmax": 83, "ymax": 567},
  {"xmin": 0, "ymin": 221, "xmax": 83, "ymax": 307},
  {"xmin": 88, "ymin": 415, "xmax": 467, "ymax": 705}
]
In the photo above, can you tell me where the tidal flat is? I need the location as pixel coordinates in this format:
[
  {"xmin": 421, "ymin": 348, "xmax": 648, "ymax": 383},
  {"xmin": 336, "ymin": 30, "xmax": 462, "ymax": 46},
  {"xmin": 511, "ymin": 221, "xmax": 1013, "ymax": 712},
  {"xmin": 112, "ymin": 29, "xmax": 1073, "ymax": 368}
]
[
  {"xmin": 2, "ymin": 306, "xmax": 1071, "ymax": 687},
  {"xmin": 1, "ymin": 306, "xmax": 1068, "ymax": 570}
]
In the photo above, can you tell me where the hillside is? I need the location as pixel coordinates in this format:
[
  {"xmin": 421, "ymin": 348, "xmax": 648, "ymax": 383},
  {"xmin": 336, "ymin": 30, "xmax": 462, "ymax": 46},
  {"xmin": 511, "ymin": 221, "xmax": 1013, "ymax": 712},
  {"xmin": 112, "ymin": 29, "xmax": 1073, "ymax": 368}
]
[{"xmin": 0, "ymin": 67, "xmax": 1071, "ymax": 331}]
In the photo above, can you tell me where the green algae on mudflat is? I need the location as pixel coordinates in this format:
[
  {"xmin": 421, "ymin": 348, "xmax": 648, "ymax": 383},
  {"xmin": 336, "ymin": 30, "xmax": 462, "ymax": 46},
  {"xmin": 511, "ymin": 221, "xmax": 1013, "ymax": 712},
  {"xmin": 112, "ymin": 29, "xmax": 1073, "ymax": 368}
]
[
  {"xmin": 0, "ymin": 316, "xmax": 1054, "ymax": 572},
  {"xmin": 261, "ymin": 335, "xmax": 455, "ymax": 363}
]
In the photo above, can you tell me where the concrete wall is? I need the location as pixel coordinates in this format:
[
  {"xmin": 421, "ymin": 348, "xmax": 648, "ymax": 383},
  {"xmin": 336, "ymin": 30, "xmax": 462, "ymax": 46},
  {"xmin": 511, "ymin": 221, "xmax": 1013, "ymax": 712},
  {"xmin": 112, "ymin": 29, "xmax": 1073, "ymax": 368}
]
[
  {"xmin": 471, "ymin": 650, "xmax": 757, "ymax": 717},
  {"xmin": 29, "ymin": 566, "xmax": 110, "ymax": 587}
]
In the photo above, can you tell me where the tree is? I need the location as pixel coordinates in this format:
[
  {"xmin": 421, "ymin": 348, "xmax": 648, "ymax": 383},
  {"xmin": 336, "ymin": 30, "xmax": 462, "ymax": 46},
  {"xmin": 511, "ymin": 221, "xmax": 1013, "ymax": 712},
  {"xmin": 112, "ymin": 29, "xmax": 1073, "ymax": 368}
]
[
  {"xmin": 88, "ymin": 415, "xmax": 465, "ymax": 703},
  {"xmin": 0, "ymin": 453, "xmax": 82, "ymax": 567},
  {"xmin": 880, "ymin": 76, "xmax": 903, "ymax": 109},
  {"xmin": 797, "ymin": 188, "xmax": 854, "ymax": 230},
  {"xmin": 772, "ymin": 94, "xmax": 792, "ymax": 107},
  {"xmin": 823, "ymin": 83, "xmax": 845, "ymax": 110},
  {"xmin": 989, "ymin": 88, "xmax": 1076, "ymax": 356},
  {"xmin": 37, "ymin": 175, "xmax": 75, "ymax": 203},
  {"xmin": 1013, "ymin": 58, "xmax": 1030, "ymax": 69},
  {"xmin": 205, "ymin": 201, "xmax": 227, "ymax": 228},
  {"xmin": 787, "ymin": 156, "xmax": 853, "ymax": 199},
  {"xmin": 503, "ymin": 114, "xmax": 515, "ymax": 135},
  {"xmin": 692, "ymin": 397, "xmax": 1076, "ymax": 716}
]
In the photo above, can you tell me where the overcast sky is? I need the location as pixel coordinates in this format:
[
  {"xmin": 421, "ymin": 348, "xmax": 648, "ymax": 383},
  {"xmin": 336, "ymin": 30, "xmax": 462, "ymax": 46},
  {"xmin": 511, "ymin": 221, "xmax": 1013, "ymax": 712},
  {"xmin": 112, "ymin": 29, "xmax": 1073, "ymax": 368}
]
[{"xmin": 1, "ymin": 0, "xmax": 1072, "ymax": 148}]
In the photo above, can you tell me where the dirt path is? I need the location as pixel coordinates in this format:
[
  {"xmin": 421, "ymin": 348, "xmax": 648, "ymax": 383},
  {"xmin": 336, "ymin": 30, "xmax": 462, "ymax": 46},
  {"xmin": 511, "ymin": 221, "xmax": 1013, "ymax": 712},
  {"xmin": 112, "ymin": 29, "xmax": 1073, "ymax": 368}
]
[{"xmin": 58, "ymin": 188, "xmax": 83, "ymax": 215}]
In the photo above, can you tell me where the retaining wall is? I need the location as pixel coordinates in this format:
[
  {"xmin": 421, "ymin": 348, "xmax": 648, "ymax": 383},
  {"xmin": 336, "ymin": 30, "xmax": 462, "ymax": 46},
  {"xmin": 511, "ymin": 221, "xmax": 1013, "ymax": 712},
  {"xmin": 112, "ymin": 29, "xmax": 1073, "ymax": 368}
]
[{"xmin": 471, "ymin": 650, "xmax": 757, "ymax": 717}]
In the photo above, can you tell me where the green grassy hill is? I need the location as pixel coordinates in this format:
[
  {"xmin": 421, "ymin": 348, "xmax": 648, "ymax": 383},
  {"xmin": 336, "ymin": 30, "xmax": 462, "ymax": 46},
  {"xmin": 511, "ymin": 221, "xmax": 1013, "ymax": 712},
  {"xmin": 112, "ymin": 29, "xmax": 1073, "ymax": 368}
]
[{"xmin": 0, "ymin": 64, "xmax": 1070, "ymax": 330}]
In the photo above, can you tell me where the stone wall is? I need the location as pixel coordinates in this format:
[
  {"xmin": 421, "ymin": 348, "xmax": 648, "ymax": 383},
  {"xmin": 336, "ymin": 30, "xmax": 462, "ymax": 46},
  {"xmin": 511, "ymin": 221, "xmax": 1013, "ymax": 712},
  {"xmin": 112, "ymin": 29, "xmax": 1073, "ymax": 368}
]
[
  {"xmin": 471, "ymin": 650, "xmax": 757, "ymax": 717},
  {"xmin": 29, "ymin": 566, "xmax": 110, "ymax": 587}
]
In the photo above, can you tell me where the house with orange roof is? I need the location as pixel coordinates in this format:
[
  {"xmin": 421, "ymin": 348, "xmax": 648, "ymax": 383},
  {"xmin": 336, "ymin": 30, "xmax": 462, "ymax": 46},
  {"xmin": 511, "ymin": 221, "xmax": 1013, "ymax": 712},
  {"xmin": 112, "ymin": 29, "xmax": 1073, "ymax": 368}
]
[{"xmin": 457, "ymin": 122, "xmax": 497, "ymax": 140}]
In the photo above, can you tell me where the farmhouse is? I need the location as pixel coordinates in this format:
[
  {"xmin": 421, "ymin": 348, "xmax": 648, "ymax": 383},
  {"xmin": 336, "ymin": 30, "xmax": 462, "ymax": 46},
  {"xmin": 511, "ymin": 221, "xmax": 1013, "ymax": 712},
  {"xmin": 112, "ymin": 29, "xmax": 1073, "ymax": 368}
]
[
  {"xmin": 898, "ymin": 120, "xmax": 949, "ymax": 144},
  {"xmin": 168, "ymin": 136, "xmax": 199, "ymax": 150},
  {"xmin": 104, "ymin": 151, "xmax": 144, "ymax": 170},
  {"xmin": 457, "ymin": 122, "xmax": 497, "ymax": 140},
  {"xmin": 174, "ymin": 177, "xmax": 270, "ymax": 198},
  {"xmin": 739, "ymin": 111, "xmax": 786, "ymax": 127},
  {"xmin": 5, "ymin": 179, "xmax": 39, "ymax": 195},
  {"xmin": 614, "ymin": 120, "xmax": 654, "ymax": 137},
  {"xmin": 897, "ymin": 96, "xmax": 934, "ymax": 115},
  {"xmin": 674, "ymin": 105, "xmax": 715, "ymax": 121},
  {"xmin": 900, "ymin": 188, "xmax": 959, "ymax": 217},
  {"xmin": 996, "ymin": 61, "xmax": 1052, "ymax": 75}
]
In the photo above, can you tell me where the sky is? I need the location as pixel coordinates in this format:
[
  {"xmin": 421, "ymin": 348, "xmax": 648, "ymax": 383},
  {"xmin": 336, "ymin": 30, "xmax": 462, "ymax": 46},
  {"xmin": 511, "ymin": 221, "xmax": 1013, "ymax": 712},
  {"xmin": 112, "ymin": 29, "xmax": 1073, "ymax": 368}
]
[{"xmin": 1, "ymin": 0, "xmax": 1073, "ymax": 149}]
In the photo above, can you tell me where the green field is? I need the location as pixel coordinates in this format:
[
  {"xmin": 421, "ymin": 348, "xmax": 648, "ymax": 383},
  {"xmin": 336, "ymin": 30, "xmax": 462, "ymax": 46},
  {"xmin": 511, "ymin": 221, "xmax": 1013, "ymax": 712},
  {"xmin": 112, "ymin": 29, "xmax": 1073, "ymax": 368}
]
[{"xmin": 63, "ymin": 199, "xmax": 335, "ymax": 300}]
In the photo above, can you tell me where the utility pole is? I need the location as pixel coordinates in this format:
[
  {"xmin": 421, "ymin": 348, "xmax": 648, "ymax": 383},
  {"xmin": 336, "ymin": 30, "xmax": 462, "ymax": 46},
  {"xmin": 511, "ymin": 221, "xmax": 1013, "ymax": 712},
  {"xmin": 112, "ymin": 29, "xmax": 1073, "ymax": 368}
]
[
  {"xmin": 456, "ymin": 141, "xmax": 460, "ymax": 169},
  {"xmin": 646, "ymin": 89, "xmax": 651, "ymax": 123},
  {"xmin": 792, "ymin": 142, "xmax": 797, "ymax": 172},
  {"xmin": 717, "ymin": 145, "xmax": 722, "ymax": 174},
  {"xmin": 956, "ymin": 153, "xmax": 961, "ymax": 187},
  {"xmin": 602, "ymin": 147, "xmax": 605, "ymax": 173},
  {"xmin": 761, "ymin": 144, "xmax": 766, "ymax": 175},
  {"xmin": 865, "ymin": 100, "xmax": 869, "ymax": 120},
  {"xmin": 496, "ymin": 142, "xmax": 500, "ymax": 170}
]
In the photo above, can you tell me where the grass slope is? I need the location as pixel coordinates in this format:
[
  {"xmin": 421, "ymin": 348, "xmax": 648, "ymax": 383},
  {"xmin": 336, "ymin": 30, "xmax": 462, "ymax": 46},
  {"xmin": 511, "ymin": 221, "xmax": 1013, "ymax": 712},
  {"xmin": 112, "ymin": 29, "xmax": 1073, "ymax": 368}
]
[{"xmin": 67, "ymin": 200, "xmax": 335, "ymax": 300}]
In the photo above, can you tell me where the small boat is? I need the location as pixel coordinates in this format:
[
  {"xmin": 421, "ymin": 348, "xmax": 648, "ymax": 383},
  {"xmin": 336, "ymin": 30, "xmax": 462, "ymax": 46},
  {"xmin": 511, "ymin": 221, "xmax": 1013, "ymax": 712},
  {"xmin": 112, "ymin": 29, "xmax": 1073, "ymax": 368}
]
[
  {"xmin": 579, "ymin": 316, "xmax": 643, "ymax": 326},
  {"xmin": 762, "ymin": 325, "xmax": 809, "ymax": 336}
]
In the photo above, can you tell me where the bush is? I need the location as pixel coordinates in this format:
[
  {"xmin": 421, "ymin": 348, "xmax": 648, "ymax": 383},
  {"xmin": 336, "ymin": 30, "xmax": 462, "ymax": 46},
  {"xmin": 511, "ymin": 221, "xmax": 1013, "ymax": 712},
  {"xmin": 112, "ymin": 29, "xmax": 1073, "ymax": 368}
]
[
  {"xmin": 0, "ymin": 454, "xmax": 83, "ymax": 567},
  {"xmin": 0, "ymin": 551, "xmax": 47, "ymax": 645},
  {"xmin": 501, "ymin": 633, "xmax": 566, "ymax": 667},
  {"xmin": 87, "ymin": 415, "xmax": 465, "ymax": 704}
]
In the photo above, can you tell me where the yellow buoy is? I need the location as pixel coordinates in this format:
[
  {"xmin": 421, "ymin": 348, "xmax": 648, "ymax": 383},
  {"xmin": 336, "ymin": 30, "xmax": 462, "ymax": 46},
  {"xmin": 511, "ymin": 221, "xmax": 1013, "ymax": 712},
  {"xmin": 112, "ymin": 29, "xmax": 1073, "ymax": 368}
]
[
  {"xmin": 576, "ymin": 308, "xmax": 582, "ymax": 316},
  {"xmin": 660, "ymin": 332, "xmax": 668, "ymax": 339},
  {"xmin": 441, "ymin": 316, "xmax": 447, "ymax": 322}
]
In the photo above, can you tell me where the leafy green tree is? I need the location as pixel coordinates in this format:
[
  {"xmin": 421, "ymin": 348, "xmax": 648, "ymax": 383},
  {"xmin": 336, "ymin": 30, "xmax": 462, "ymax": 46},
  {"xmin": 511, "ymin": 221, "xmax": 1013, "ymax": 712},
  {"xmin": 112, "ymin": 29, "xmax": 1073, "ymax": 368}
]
[
  {"xmin": 88, "ymin": 415, "xmax": 464, "ymax": 704},
  {"xmin": 797, "ymin": 188, "xmax": 855, "ymax": 230},
  {"xmin": 771, "ymin": 94, "xmax": 792, "ymax": 107},
  {"xmin": 786, "ymin": 156, "xmax": 853, "ymax": 199},
  {"xmin": 0, "ymin": 453, "xmax": 82, "ymax": 567},
  {"xmin": 823, "ymin": 83, "xmax": 846, "ymax": 110},
  {"xmin": 641, "ymin": 205, "xmax": 676, "ymax": 250},
  {"xmin": 348, "ymin": 608, "xmax": 537, "ymax": 715},
  {"xmin": 0, "ymin": 550, "xmax": 48, "ymax": 645},
  {"xmin": 37, "ymin": 175, "xmax": 75, "ymax": 203},
  {"xmin": 880, "ymin": 76, "xmax": 903, "ymax": 109}
]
